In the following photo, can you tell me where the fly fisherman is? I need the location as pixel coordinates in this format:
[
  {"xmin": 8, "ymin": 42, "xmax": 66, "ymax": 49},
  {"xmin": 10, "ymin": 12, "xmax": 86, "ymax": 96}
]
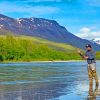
[{"xmin": 77, "ymin": 44, "xmax": 99, "ymax": 90}]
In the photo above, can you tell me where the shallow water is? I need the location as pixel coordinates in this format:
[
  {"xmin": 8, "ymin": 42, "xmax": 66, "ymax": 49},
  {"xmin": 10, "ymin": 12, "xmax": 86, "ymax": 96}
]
[{"xmin": 0, "ymin": 61, "xmax": 100, "ymax": 100}]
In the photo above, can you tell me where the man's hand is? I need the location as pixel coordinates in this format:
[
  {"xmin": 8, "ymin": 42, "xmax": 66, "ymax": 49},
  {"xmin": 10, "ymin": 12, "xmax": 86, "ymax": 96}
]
[
  {"xmin": 77, "ymin": 49, "xmax": 84, "ymax": 58},
  {"xmin": 77, "ymin": 49, "xmax": 83, "ymax": 55},
  {"xmin": 84, "ymin": 56, "xmax": 88, "ymax": 59},
  {"xmin": 77, "ymin": 49, "xmax": 82, "ymax": 54},
  {"xmin": 77, "ymin": 49, "xmax": 88, "ymax": 59}
]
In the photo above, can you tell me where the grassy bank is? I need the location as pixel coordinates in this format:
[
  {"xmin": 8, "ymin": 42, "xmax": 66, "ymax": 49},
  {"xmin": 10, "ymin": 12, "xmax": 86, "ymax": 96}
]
[{"xmin": 0, "ymin": 34, "xmax": 99, "ymax": 62}]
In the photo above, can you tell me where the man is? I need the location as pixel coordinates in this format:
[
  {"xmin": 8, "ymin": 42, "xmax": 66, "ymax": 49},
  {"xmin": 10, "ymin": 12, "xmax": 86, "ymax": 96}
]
[{"xmin": 78, "ymin": 44, "xmax": 99, "ymax": 89}]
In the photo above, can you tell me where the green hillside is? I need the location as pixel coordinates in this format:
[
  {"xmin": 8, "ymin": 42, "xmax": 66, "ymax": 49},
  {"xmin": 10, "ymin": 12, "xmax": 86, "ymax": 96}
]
[
  {"xmin": 0, "ymin": 34, "xmax": 84, "ymax": 62},
  {"xmin": 17, "ymin": 35, "xmax": 77, "ymax": 52},
  {"xmin": 0, "ymin": 34, "xmax": 100, "ymax": 62}
]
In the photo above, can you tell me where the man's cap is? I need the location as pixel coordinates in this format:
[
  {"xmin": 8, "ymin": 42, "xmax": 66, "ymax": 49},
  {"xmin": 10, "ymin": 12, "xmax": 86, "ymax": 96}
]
[{"xmin": 85, "ymin": 44, "xmax": 92, "ymax": 48}]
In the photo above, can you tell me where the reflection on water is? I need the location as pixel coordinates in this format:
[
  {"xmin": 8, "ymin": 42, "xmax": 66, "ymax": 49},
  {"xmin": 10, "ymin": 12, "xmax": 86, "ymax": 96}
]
[
  {"xmin": 0, "ymin": 62, "xmax": 100, "ymax": 100},
  {"xmin": 87, "ymin": 85, "xmax": 98, "ymax": 100}
]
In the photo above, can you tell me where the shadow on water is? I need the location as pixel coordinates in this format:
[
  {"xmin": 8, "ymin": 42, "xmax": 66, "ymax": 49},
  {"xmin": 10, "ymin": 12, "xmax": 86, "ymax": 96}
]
[{"xmin": 0, "ymin": 62, "xmax": 100, "ymax": 100}]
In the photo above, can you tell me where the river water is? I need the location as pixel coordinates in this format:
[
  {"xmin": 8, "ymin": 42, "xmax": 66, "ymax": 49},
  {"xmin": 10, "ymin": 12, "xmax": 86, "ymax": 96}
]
[{"xmin": 0, "ymin": 61, "xmax": 100, "ymax": 100}]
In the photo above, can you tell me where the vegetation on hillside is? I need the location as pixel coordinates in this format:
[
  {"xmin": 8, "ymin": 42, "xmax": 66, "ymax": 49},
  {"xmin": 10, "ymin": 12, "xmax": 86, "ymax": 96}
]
[{"xmin": 0, "ymin": 34, "xmax": 99, "ymax": 62}]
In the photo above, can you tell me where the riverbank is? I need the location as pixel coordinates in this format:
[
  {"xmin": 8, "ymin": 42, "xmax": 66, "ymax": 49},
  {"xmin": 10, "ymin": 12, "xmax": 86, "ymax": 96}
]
[
  {"xmin": 1, "ymin": 60, "xmax": 100, "ymax": 64},
  {"xmin": 0, "ymin": 60, "xmax": 97, "ymax": 63}
]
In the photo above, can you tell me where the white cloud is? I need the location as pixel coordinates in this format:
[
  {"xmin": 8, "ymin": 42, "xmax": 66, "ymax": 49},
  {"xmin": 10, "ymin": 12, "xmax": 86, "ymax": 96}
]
[
  {"xmin": 0, "ymin": 1, "xmax": 60, "ymax": 16},
  {"xmin": 80, "ymin": 0, "xmax": 100, "ymax": 7},
  {"xmin": 32, "ymin": 0, "xmax": 62, "ymax": 2},
  {"xmin": 31, "ymin": 6, "xmax": 60, "ymax": 14},
  {"xmin": 86, "ymin": 0, "xmax": 100, "ymax": 7},
  {"xmin": 80, "ymin": 27, "xmax": 91, "ymax": 33},
  {"xmin": 76, "ymin": 27, "xmax": 100, "ymax": 39}
]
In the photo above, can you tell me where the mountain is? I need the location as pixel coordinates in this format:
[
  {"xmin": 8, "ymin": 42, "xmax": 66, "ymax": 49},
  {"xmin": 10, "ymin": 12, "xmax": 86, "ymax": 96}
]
[{"xmin": 0, "ymin": 14, "xmax": 100, "ymax": 51}]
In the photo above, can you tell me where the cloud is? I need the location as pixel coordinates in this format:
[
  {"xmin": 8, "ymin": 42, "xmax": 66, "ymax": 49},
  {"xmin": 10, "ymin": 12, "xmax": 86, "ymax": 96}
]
[
  {"xmin": 0, "ymin": 1, "xmax": 60, "ymax": 17},
  {"xmin": 26, "ymin": 0, "xmax": 77, "ymax": 3},
  {"xmin": 30, "ymin": 6, "xmax": 60, "ymax": 14},
  {"xmin": 2, "ymin": 0, "xmax": 62, "ymax": 3},
  {"xmin": 86, "ymin": 0, "xmax": 100, "ymax": 7},
  {"xmin": 30, "ymin": 0, "xmax": 62, "ymax": 2},
  {"xmin": 80, "ymin": 0, "xmax": 100, "ymax": 7},
  {"xmin": 80, "ymin": 27, "xmax": 91, "ymax": 33},
  {"xmin": 0, "ymin": 0, "xmax": 77, "ymax": 3},
  {"xmin": 76, "ymin": 27, "xmax": 100, "ymax": 39}
]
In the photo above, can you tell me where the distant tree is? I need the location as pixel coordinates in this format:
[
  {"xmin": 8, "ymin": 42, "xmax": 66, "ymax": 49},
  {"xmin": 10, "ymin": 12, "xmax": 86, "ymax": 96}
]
[{"xmin": 0, "ymin": 54, "xmax": 4, "ymax": 61}]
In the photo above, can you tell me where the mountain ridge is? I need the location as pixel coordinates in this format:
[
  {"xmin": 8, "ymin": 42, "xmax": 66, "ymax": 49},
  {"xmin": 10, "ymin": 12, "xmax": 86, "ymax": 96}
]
[{"xmin": 0, "ymin": 14, "xmax": 100, "ymax": 51}]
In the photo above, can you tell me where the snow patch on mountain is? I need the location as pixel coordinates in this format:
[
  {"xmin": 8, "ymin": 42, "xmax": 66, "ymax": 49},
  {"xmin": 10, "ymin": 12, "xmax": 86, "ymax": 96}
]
[{"xmin": 0, "ymin": 25, "xmax": 3, "ymax": 29}]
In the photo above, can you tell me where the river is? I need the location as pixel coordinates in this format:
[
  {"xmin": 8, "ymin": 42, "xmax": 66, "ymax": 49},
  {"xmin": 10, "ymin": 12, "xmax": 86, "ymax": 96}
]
[{"xmin": 0, "ymin": 61, "xmax": 100, "ymax": 100}]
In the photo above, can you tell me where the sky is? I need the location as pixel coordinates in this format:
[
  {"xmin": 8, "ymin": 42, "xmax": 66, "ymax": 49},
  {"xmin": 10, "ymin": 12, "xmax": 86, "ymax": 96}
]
[{"xmin": 0, "ymin": 0, "xmax": 100, "ymax": 40}]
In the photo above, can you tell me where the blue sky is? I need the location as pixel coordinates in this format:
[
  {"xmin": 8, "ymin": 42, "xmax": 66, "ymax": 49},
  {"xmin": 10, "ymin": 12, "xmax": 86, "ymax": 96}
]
[{"xmin": 0, "ymin": 0, "xmax": 100, "ymax": 39}]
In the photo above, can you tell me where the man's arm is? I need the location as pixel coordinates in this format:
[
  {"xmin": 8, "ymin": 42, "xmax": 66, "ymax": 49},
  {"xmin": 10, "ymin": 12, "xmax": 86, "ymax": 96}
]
[{"xmin": 77, "ymin": 50, "xmax": 88, "ymax": 59}]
